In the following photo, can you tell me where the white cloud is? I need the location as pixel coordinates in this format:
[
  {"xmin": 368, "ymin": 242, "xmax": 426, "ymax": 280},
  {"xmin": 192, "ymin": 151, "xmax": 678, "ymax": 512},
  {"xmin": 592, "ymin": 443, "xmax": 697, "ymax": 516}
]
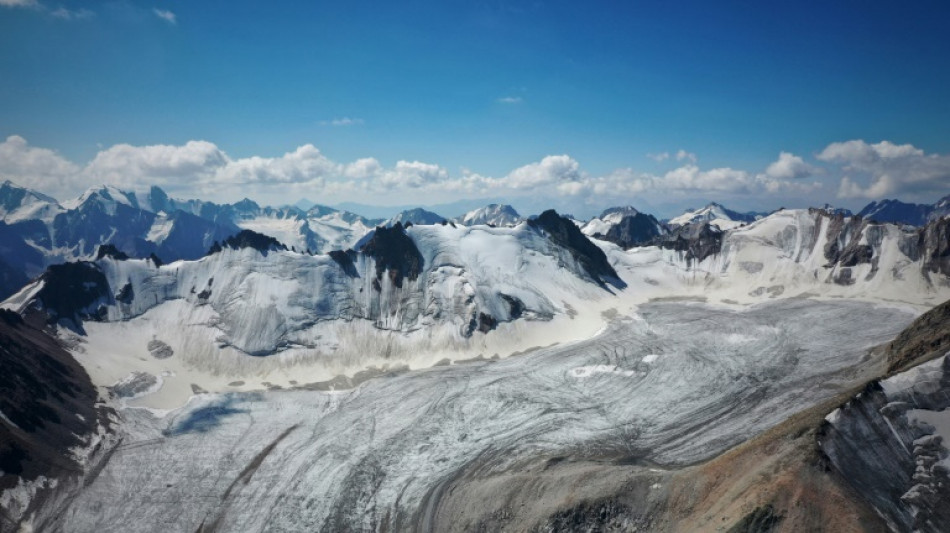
[
  {"xmin": 343, "ymin": 157, "xmax": 381, "ymax": 179},
  {"xmin": 0, "ymin": 135, "xmax": 80, "ymax": 192},
  {"xmin": 84, "ymin": 141, "xmax": 227, "ymax": 189},
  {"xmin": 497, "ymin": 96, "xmax": 523, "ymax": 104},
  {"xmin": 153, "ymin": 8, "xmax": 175, "ymax": 24},
  {"xmin": 380, "ymin": 161, "xmax": 449, "ymax": 189},
  {"xmin": 0, "ymin": 0, "xmax": 38, "ymax": 7},
  {"xmin": 51, "ymin": 6, "xmax": 93, "ymax": 19},
  {"xmin": 675, "ymin": 149, "xmax": 697, "ymax": 163},
  {"xmin": 320, "ymin": 117, "xmax": 364, "ymax": 127},
  {"xmin": 763, "ymin": 151, "xmax": 816, "ymax": 180},
  {"xmin": 647, "ymin": 152, "xmax": 669, "ymax": 162},
  {"xmin": 210, "ymin": 144, "xmax": 339, "ymax": 188},
  {"xmin": 504, "ymin": 155, "xmax": 581, "ymax": 189},
  {"xmin": 819, "ymin": 140, "xmax": 950, "ymax": 200}
]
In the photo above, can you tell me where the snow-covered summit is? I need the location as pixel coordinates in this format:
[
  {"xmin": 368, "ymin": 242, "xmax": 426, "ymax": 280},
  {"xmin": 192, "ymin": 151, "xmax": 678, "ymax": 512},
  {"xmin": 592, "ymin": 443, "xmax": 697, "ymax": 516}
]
[
  {"xmin": 668, "ymin": 202, "xmax": 762, "ymax": 230},
  {"xmin": 581, "ymin": 206, "xmax": 666, "ymax": 249},
  {"xmin": 384, "ymin": 208, "xmax": 445, "ymax": 227},
  {"xmin": 455, "ymin": 204, "xmax": 521, "ymax": 227},
  {"xmin": 581, "ymin": 206, "xmax": 642, "ymax": 237},
  {"xmin": 0, "ymin": 180, "xmax": 63, "ymax": 223}
]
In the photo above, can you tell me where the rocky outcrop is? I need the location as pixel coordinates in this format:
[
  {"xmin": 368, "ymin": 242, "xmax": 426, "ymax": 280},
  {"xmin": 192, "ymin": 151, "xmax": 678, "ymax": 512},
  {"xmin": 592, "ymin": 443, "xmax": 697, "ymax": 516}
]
[
  {"xmin": 919, "ymin": 216, "xmax": 950, "ymax": 278},
  {"xmin": 208, "ymin": 229, "xmax": 287, "ymax": 256},
  {"xmin": 651, "ymin": 222, "xmax": 724, "ymax": 265},
  {"xmin": 528, "ymin": 210, "xmax": 621, "ymax": 286},
  {"xmin": 819, "ymin": 359, "xmax": 950, "ymax": 533},
  {"xmin": 885, "ymin": 297, "xmax": 950, "ymax": 373},
  {"xmin": 359, "ymin": 222, "xmax": 424, "ymax": 289},
  {"xmin": 598, "ymin": 212, "xmax": 665, "ymax": 249},
  {"xmin": 0, "ymin": 309, "xmax": 109, "ymax": 530},
  {"xmin": 34, "ymin": 262, "xmax": 110, "ymax": 330},
  {"xmin": 95, "ymin": 244, "xmax": 129, "ymax": 261}
]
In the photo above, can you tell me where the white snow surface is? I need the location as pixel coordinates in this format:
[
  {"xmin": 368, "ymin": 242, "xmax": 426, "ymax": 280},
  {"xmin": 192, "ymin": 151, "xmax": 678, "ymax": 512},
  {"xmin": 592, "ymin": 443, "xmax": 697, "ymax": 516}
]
[{"xmin": 39, "ymin": 300, "xmax": 915, "ymax": 532}]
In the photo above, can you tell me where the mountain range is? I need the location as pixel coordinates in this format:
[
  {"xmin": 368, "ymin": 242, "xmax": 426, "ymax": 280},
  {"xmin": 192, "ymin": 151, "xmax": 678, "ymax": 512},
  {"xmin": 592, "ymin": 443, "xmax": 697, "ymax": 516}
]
[{"xmin": 2, "ymin": 179, "xmax": 950, "ymax": 531}]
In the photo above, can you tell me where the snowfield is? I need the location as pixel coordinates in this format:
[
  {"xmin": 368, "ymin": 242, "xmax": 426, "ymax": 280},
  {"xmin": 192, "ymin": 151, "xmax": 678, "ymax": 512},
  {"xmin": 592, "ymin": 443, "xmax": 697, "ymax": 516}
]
[{"xmin": 37, "ymin": 300, "xmax": 913, "ymax": 532}]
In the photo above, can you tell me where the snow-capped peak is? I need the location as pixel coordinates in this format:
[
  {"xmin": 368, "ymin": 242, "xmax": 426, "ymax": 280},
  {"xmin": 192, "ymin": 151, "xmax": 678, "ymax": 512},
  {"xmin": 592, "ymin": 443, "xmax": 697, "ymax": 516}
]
[
  {"xmin": 63, "ymin": 184, "xmax": 140, "ymax": 214},
  {"xmin": 455, "ymin": 204, "xmax": 522, "ymax": 227},
  {"xmin": 384, "ymin": 208, "xmax": 445, "ymax": 227},
  {"xmin": 667, "ymin": 202, "xmax": 759, "ymax": 230},
  {"xmin": 0, "ymin": 180, "xmax": 63, "ymax": 223}
]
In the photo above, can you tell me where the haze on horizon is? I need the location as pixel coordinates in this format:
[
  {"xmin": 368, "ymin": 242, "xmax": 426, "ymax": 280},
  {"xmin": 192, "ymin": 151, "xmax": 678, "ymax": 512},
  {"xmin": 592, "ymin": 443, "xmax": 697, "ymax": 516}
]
[{"xmin": 1, "ymin": 1, "xmax": 948, "ymax": 219}]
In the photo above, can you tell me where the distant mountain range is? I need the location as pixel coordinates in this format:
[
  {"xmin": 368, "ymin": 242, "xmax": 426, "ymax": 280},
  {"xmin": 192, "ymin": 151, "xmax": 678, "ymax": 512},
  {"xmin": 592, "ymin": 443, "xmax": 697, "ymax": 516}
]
[
  {"xmin": 1, "ymin": 178, "xmax": 947, "ymax": 300},
  {"xmin": 857, "ymin": 197, "xmax": 950, "ymax": 226}
]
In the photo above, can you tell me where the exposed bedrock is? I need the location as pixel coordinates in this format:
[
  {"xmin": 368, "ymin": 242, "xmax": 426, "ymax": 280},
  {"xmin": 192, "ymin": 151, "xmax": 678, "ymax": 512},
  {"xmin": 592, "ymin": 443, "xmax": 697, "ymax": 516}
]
[
  {"xmin": 821, "ymin": 298, "xmax": 950, "ymax": 533},
  {"xmin": 0, "ymin": 309, "xmax": 110, "ymax": 531},
  {"xmin": 527, "ymin": 210, "xmax": 622, "ymax": 286},
  {"xmin": 651, "ymin": 221, "xmax": 724, "ymax": 264}
]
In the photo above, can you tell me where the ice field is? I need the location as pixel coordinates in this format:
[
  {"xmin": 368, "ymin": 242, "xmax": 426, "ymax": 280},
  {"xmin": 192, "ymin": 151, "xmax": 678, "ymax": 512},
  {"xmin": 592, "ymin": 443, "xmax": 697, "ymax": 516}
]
[{"xmin": 40, "ymin": 299, "xmax": 913, "ymax": 532}]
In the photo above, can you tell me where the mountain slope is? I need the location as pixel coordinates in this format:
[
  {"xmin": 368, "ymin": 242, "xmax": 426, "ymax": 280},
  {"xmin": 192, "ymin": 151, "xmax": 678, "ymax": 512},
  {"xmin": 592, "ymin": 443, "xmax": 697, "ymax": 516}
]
[
  {"xmin": 858, "ymin": 198, "xmax": 934, "ymax": 226},
  {"xmin": 582, "ymin": 206, "xmax": 667, "ymax": 249}
]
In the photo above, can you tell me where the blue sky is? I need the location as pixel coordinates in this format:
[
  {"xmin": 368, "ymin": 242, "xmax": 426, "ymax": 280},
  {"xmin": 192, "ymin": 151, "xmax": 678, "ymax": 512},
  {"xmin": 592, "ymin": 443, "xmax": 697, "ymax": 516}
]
[{"xmin": 1, "ymin": 0, "xmax": 949, "ymax": 218}]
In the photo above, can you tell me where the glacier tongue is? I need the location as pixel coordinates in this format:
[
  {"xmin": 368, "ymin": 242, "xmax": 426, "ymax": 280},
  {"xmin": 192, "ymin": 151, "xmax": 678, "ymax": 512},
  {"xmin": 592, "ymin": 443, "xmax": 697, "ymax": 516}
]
[{"xmin": 39, "ymin": 300, "xmax": 913, "ymax": 532}]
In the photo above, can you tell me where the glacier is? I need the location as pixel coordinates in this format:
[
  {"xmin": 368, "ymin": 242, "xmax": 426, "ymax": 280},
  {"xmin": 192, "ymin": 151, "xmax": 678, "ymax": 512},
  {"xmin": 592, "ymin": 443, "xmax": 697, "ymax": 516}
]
[{"xmin": 33, "ymin": 300, "xmax": 913, "ymax": 532}]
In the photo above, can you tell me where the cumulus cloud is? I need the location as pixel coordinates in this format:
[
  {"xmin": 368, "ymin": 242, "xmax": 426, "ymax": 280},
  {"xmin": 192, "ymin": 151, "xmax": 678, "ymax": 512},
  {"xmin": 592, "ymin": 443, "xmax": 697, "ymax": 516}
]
[
  {"xmin": 0, "ymin": 135, "xmax": 881, "ymax": 209},
  {"xmin": 504, "ymin": 155, "xmax": 581, "ymax": 189},
  {"xmin": 380, "ymin": 161, "xmax": 449, "ymax": 189},
  {"xmin": 84, "ymin": 140, "xmax": 228, "ymax": 188},
  {"xmin": 0, "ymin": 135, "xmax": 80, "ymax": 192},
  {"xmin": 763, "ymin": 151, "xmax": 816, "ymax": 180},
  {"xmin": 153, "ymin": 8, "xmax": 175, "ymax": 24},
  {"xmin": 819, "ymin": 140, "xmax": 950, "ymax": 199},
  {"xmin": 343, "ymin": 157, "xmax": 381, "ymax": 179},
  {"xmin": 497, "ymin": 96, "xmax": 523, "ymax": 104},
  {"xmin": 647, "ymin": 152, "xmax": 670, "ymax": 162}
]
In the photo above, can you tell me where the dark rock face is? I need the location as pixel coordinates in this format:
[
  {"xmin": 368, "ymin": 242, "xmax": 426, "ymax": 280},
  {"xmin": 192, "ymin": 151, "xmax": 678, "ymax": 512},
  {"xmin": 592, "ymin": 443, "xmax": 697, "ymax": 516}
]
[
  {"xmin": 598, "ymin": 212, "xmax": 665, "ymax": 249},
  {"xmin": 208, "ymin": 229, "xmax": 288, "ymax": 256},
  {"xmin": 0, "ymin": 310, "xmax": 106, "ymax": 499},
  {"xmin": 360, "ymin": 223, "xmax": 424, "ymax": 289},
  {"xmin": 919, "ymin": 216, "xmax": 950, "ymax": 278},
  {"xmin": 806, "ymin": 210, "xmax": 950, "ymax": 281},
  {"xmin": 727, "ymin": 504, "xmax": 784, "ymax": 533},
  {"xmin": 818, "ymin": 212, "xmax": 887, "ymax": 273},
  {"xmin": 650, "ymin": 222, "xmax": 723, "ymax": 265},
  {"xmin": 0, "ymin": 221, "xmax": 45, "ymax": 299},
  {"xmin": 528, "ymin": 210, "xmax": 621, "ymax": 286},
  {"xmin": 535, "ymin": 498, "xmax": 643, "ymax": 532},
  {"xmin": 328, "ymin": 249, "xmax": 360, "ymax": 278},
  {"xmin": 35, "ymin": 262, "xmax": 111, "ymax": 330},
  {"xmin": 819, "ymin": 366, "xmax": 950, "ymax": 533},
  {"xmin": 500, "ymin": 294, "xmax": 525, "ymax": 320},
  {"xmin": 95, "ymin": 244, "xmax": 129, "ymax": 261}
]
